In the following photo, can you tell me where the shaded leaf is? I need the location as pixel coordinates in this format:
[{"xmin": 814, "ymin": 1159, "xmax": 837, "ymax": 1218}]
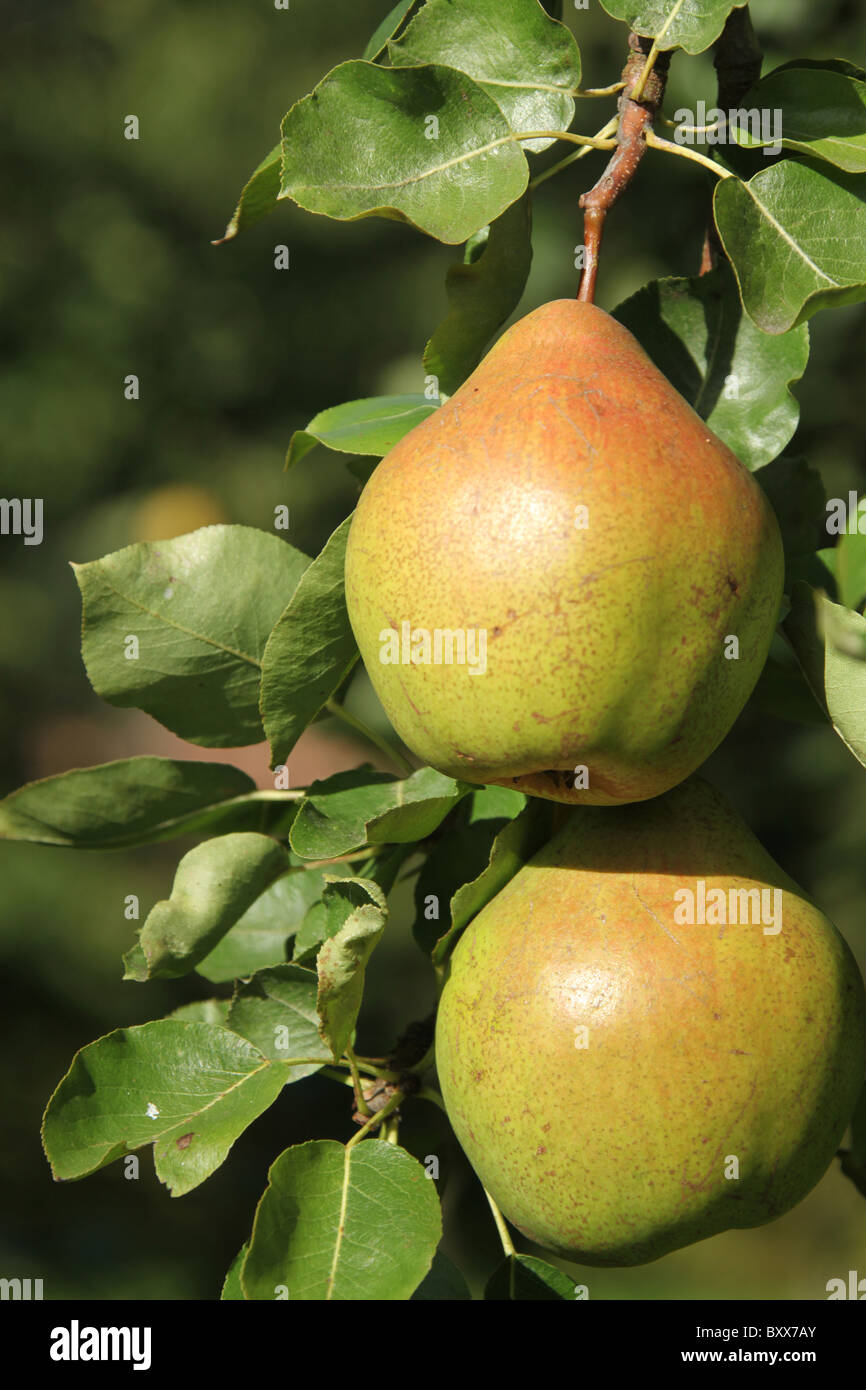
[
  {"xmin": 0, "ymin": 757, "xmax": 257, "ymax": 849},
  {"xmin": 316, "ymin": 878, "xmax": 387, "ymax": 1060},
  {"xmin": 74, "ymin": 526, "xmax": 310, "ymax": 748},
  {"xmin": 290, "ymin": 765, "xmax": 468, "ymax": 860},
  {"xmin": 241, "ymin": 1139, "xmax": 441, "ymax": 1300},
  {"xmin": 214, "ymin": 144, "xmax": 281, "ymax": 245},
  {"xmin": 229, "ymin": 964, "xmax": 330, "ymax": 1074},
  {"xmin": 485, "ymin": 1253, "xmax": 575, "ymax": 1300},
  {"xmin": 390, "ymin": 0, "xmax": 581, "ymax": 152},
  {"xmin": 125, "ymin": 833, "xmax": 290, "ymax": 981},
  {"xmin": 783, "ymin": 583, "xmax": 866, "ymax": 766},
  {"xmin": 412, "ymin": 1248, "xmax": 472, "ymax": 1300},
  {"xmin": 42, "ymin": 1022, "xmax": 290, "ymax": 1196},
  {"xmin": 363, "ymin": 0, "xmax": 420, "ymax": 61},
  {"xmin": 197, "ymin": 867, "xmax": 344, "ymax": 984},
  {"xmin": 733, "ymin": 67, "xmax": 866, "ymax": 173},
  {"xmin": 614, "ymin": 266, "xmax": 809, "ymax": 470},
  {"xmin": 431, "ymin": 796, "xmax": 554, "ymax": 964},
  {"xmin": 424, "ymin": 195, "xmax": 532, "ymax": 396},
  {"xmin": 261, "ymin": 518, "xmax": 358, "ymax": 767},
  {"xmin": 754, "ymin": 456, "xmax": 827, "ymax": 569},
  {"xmin": 714, "ymin": 161, "xmax": 866, "ymax": 333},
  {"xmin": 279, "ymin": 61, "xmax": 528, "ymax": 245},
  {"xmin": 598, "ymin": 0, "xmax": 745, "ymax": 53}
]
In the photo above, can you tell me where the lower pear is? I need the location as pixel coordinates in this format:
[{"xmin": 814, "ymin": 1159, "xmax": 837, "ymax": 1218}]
[
  {"xmin": 345, "ymin": 299, "xmax": 784, "ymax": 804},
  {"xmin": 435, "ymin": 777, "xmax": 866, "ymax": 1265}
]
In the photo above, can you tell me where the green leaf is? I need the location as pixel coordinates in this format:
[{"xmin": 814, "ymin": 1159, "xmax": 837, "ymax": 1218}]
[
  {"xmin": 389, "ymin": 0, "xmax": 581, "ymax": 153},
  {"xmin": 74, "ymin": 526, "xmax": 310, "ymax": 748},
  {"xmin": 290, "ymin": 766, "xmax": 468, "ymax": 860},
  {"xmin": 221, "ymin": 1245, "xmax": 249, "ymax": 1300},
  {"xmin": 125, "ymin": 833, "xmax": 290, "ymax": 981},
  {"xmin": 260, "ymin": 518, "xmax": 359, "ymax": 768},
  {"xmin": 168, "ymin": 999, "xmax": 232, "ymax": 1025},
  {"xmin": 485, "ymin": 1254, "xmax": 575, "ymax": 1300},
  {"xmin": 747, "ymin": 632, "xmax": 826, "ymax": 726},
  {"xmin": 613, "ymin": 266, "xmax": 809, "ymax": 471},
  {"xmin": 363, "ymin": 0, "xmax": 420, "ymax": 61},
  {"xmin": 42, "ymin": 1022, "xmax": 290, "ymax": 1196},
  {"xmin": 431, "ymin": 796, "xmax": 554, "ymax": 964},
  {"xmin": 835, "ymin": 499, "xmax": 866, "ymax": 611},
  {"xmin": 316, "ymin": 878, "xmax": 388, "ymax": 1060},
  {"xmin": 279, "ymin": 61, "xmax": 529, "ymax": 244},
  {"xmin": 286, "ymin": 395, "xmax": 437, "ymax": 469},
  {"xmin": 732, "ymin": 67, "xmax": 866, "ymax": 173},
  {"xmin": 214, "ymin": 144, "xmax": 281, "ymax": 245},
  {"xmin": 414, "ymin": 784, "xmax": 525, "ymax": 954},
  {"xmin": 714, "ymin": 161, "xmax": 866, "ymax": 333},
  {"xmin": 228, "ymin": 964, "xmax": 331, "ymax": 1074},
  {"xmin": 841, "ymin": 1083, "xmax": 866, "ymax": 1198},
  {"xmin": 241, "ymin": 1139, "xmax": 442, "ymax": 1300},
  {"xmin": 754, "ymin": 457, "xmax": 827, "ymax": 570},
  {"xmin": 598, "ymin": 0, "xmax": 745, "ymax": 53},
  {"xmin": 0, "ymin": 757, "xmax": 259, "ymax": 849},
  {"xmin": 424, "ymin": 195, "xmax": 532, "ymax": 396},
  {"xmin": 411, "ymin": 1248, "xmax": 472, "ymax": 1300},
  {"xmin": 783, "ymin": 583, "xmax": 866, "ymax": 766},
  {"xmin": 197, "ymin": 867, "xmax": 343, "ymax": 984}
]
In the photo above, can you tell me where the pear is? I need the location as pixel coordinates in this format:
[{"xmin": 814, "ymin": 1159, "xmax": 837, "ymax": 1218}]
[
  {"xmin": 345, "ymin": 300, "xmax": 783, "ymax": 804},
  {"xmin": 435, "ymin": 777, "xmax": 866, "ymax": 1266}
]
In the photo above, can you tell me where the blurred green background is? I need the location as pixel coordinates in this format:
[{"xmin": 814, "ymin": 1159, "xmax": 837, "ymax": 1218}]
[{"xmin": 1, "ymin": 0, "xmax": 865, "ymax": 1300}]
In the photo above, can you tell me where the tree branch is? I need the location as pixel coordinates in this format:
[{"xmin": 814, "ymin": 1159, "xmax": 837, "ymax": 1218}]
[
  {"xmin": 700, "ymin": 7, "xmax": 763, "ymax": 274},
  {"xmin": 577, "ymin": 32, "xmax": 670, "ymax": 303}
]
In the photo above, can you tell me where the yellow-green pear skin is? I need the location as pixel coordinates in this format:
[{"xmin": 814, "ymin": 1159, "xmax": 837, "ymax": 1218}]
[
  {"xmin": 345, "ymin": 300, "xmax": 784, "ymax": 804},
  {"xmin": 435, "ymin": 778, "xmax": 866, "ymax": 1266}
]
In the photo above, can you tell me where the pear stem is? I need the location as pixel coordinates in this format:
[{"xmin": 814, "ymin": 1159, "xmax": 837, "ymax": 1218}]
[
  {"xmin": 484, "ymin": 1188, "xmax": 517, "ymax": 1258},
  {"xmin": 576, "ymin": 32, "xmax": 670, "ymax": 304}
]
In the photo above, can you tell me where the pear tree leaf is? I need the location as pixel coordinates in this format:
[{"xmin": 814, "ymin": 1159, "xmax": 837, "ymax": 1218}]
[
  {"xmin": 214, "ymin": 144, "xmax": 281, "ymax": 245},
  {"xmin": 279, "ymin": 62, "xmax": 529, "ymax": 245},
  {"xmin": 613, "ymin": 265, "xmax": 809, "ymax": 471},
  {"xmin": 125, "ymin": 833, "xmax": 290, "ymax": 981},
  {"xmin": 598, "ymin": 0, "xmax": 746, "ymax": 53},
  {"xmin": 228, "ymin": 964, "xmax": 331, "ymax": 1075},
  {"xmin": 74, "ymin": 526, "xmax": 310, "ymax": 748},
  {"xmin": 260, "ymin": 518, "xmax": 359, "ymax": 768},
  {"xmin": 363, "ymin": 0, "xmax": 421, "ymax": 61},
  {"xmin": 241, "ymin": 1139, "xmax": 442, "ymax": 1300},
  {"xmin": 485, "ymin": 1253, "xmax": 576, "ymax": 1300},
  {"xmin": 168, "ymin": 999, "xmax": 232, "ymax": 1025},
  {"xmin": 431, "ymin": 795, "xmax": 554, "ymax": 964},
  {"xmin": 389, "ymin": 0, "xmax": 582, "ymax": 153},
  {"xmin": 714, "ymin": 161, "xmax": 866, "ymax": 334},
  {"xmin": 221, "ymin": 1245, "xmax": 249, "ymax": 1300},
  {"xmin": 286, "ymin": 395, "xmax": 437, "ymax": 469},
  {"xmin": 290, "ymin": 765, "xmax": 468, "ymax": 860},
  {"xmin": 753, "ymin": 457, "xmax": 827, "ymax": 569},
  {"xmin": 411, "ymin": 1248, "xmax": 472, "ymax": 1300},
  {"xmin": 732, "ymin": 67, "xmax": 866, "ymax": 173},
  {"xmin": 0, "ymin": 757, "xmax": 262, "ymax": 849},
  {"xmin": 424, "ymin": 194, "xmax": 533, "ymax": 397},
  {"xmin": 841, "ymin": 1083, "xmax": 866, "ymax": 1198},
  {"xmin": 196, "ymin": 865, "xmax": 347, "ymax": 984},
  {"xmin": 316, "ymin": 878, "xmax": 388, "ymax": 1060},
  {"xmin": 42, "ymin": 1021, "xmax": 291, "ymax": 1196},
  {"xmin": 834, "ymin": 498, "xmax": 866, "ymax": 612},
  {"xmin": 747, "ymin": 632, "xmax": 827, "ymax": 726},
  {"xmin": 414, "ymin": 784, "xmax": 525, "ymax": 954},
  {"xmin": 783, "ymin": 583, "xmax": 866, "ymax": 766}
]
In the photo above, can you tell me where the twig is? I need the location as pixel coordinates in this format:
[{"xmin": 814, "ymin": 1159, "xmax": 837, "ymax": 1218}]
[
  {"xmin": 700, "ymin": 7, "xmax": 763, "ymax": 274},
  {"xmin": 577, "ymin": 32, "xmax": 670, "ymax": 303},
  {"xmin": 645, "ymin": 130, "xmax": 735, "ymax": 179}
]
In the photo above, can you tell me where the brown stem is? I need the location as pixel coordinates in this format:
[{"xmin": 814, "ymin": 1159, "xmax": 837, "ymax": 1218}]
[
  {"xmin": 577, "ymin": 32, "xmax": 670, "ymax": 303},
  {"xmin": 700, "ymin": 7, "xmax": 763, "ymax": 275}
]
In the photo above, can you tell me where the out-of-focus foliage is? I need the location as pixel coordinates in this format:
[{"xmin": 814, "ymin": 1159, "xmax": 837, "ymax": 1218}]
[{"xmin": 1, "ymin": 0, "xmax": 865, "ymax": 1299}]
